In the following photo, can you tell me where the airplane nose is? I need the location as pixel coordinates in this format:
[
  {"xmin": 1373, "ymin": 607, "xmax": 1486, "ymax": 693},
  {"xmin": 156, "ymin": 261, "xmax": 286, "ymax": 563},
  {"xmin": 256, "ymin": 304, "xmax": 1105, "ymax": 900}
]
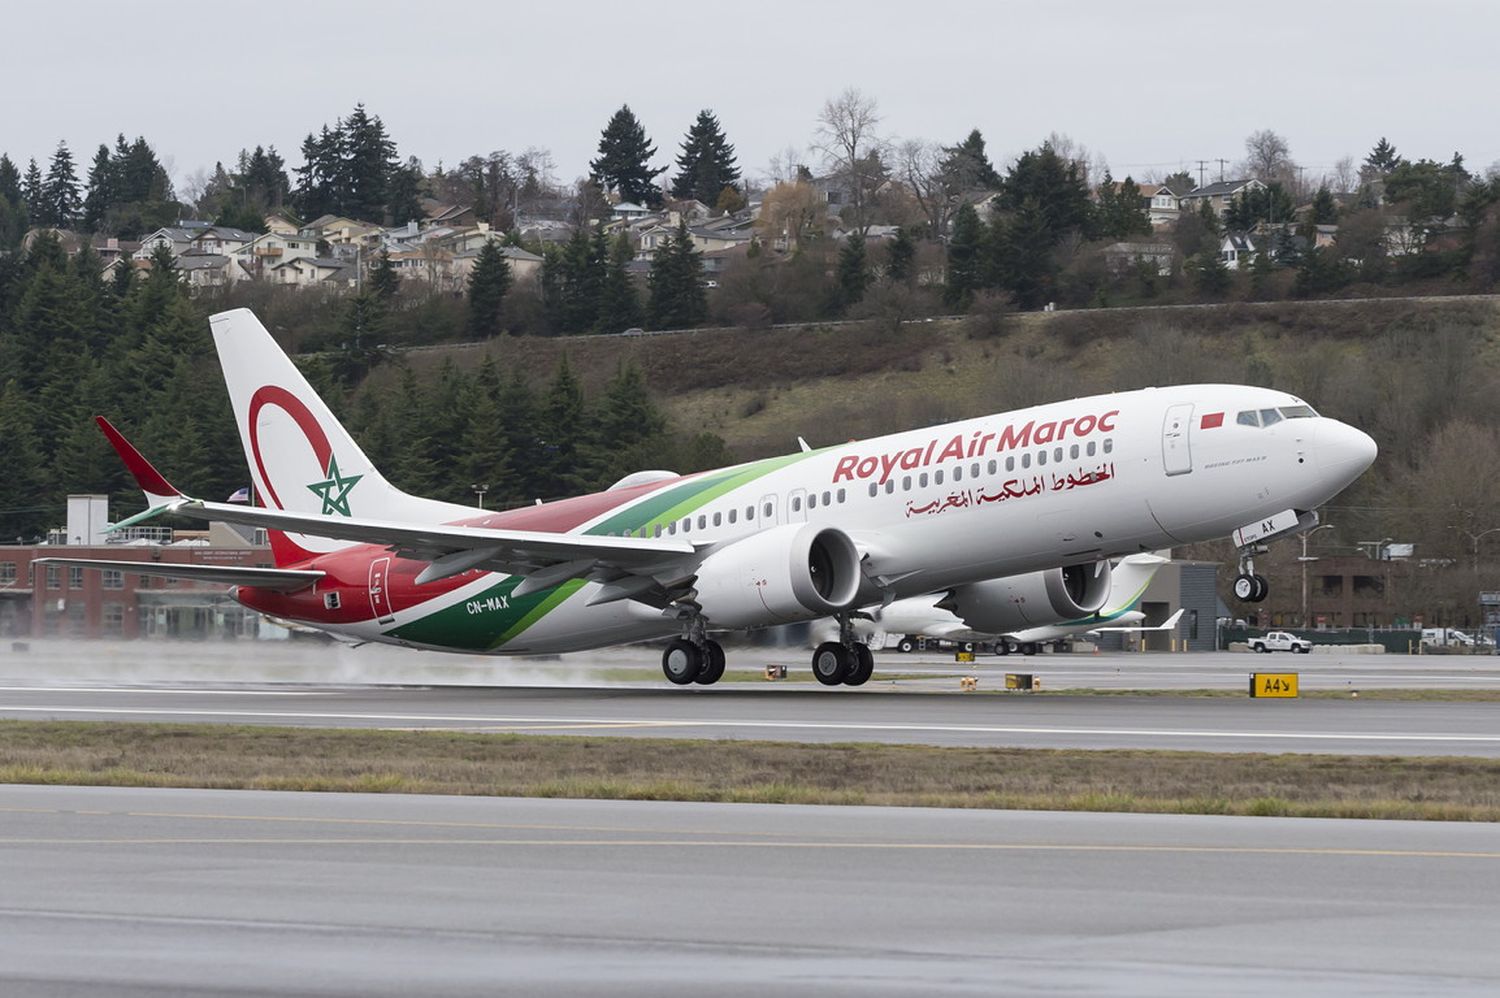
[{"xmin": 1315, "ymin": 419, "xmax": 1378, "ymax": 480}]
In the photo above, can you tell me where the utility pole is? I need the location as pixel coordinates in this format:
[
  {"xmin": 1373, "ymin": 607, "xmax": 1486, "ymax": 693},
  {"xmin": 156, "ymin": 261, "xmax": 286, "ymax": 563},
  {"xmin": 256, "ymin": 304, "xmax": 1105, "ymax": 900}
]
[
  {"xmin": 1196, "ymin": 160, "xmax": 1208, "ymax": 188},
  {"xmin": 1300, "ymin": 523, "xmax": 1335, "ymax": 628},
  {"xmin": 1216, "ymin": 159, "xmax": 1229, "ymax": 183}
]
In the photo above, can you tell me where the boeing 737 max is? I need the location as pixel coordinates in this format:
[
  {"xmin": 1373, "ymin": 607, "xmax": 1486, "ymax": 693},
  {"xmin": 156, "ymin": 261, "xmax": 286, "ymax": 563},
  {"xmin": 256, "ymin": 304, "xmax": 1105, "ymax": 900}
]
[{"xmin": 39, "ymin": 308, "xmax": 1377, "ymax": 687}]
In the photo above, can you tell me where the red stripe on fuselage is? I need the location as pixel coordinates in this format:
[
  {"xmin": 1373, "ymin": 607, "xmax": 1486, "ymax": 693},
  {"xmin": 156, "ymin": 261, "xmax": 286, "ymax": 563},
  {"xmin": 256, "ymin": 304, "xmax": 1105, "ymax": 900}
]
[{"xmin": 236, "ymin": 472, "xmax": 692, "ymax": 624}]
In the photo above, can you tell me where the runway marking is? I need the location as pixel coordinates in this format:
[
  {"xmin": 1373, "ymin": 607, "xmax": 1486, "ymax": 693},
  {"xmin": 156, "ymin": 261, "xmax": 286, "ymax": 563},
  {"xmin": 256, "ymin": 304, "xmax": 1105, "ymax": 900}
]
[
  {"xmin": 5, "ymin": 705, "xmax": 1500, "ymax": 745},
  {"xmin": 1, "ymin": 836, "xmax": 1497, "ymax": 859},
  {"xmin": 0, "ymin": 686, "xmax": 330, "ymax": 696}
]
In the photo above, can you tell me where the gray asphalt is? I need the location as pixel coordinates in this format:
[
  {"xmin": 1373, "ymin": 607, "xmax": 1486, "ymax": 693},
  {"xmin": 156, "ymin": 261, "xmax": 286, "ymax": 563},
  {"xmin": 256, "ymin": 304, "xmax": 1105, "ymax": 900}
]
[
  {"xmin": 1, "ymin": 785, "xmax": 1497, "ymax": 997},
  {"xmin": 4, "ymin": 681, "xmax": 1500, "ymax": 755}
]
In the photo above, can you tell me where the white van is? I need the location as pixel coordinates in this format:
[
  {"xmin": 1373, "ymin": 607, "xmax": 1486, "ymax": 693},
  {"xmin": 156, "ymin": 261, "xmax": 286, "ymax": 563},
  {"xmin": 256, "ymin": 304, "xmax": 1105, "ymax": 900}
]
[{"xmin": 1422, "ymin": 628, "xmax": 1475, "ymax": 647}]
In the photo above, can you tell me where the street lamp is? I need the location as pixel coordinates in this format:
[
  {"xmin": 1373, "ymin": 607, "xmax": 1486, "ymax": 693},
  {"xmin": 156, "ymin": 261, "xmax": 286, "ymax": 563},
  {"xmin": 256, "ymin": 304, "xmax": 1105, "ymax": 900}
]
[
  {"xmin": 1300, "ymin": 523, "xmax": 1336, "ymax": 629},
  {"xmin": 471, "ymin": 483, "xmax": 489, "ymax": 509}
]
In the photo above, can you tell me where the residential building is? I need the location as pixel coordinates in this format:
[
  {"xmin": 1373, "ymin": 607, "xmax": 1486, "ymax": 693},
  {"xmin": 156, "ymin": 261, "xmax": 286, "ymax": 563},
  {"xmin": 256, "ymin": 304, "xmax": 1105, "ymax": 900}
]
[
  {"xmin": 1219, "ymin": 232, "xmax": 1257, "ymax": 270},
  {"xmin": 269, "ymin": 256, "xmax": 356, "ymax": 288},
  {"xmin": 1138, "ymin": 184, "xmax": 1180, "ymax": 227},
  {"xmin": 451, "ymin": 245, "xmax": 543, "ymax": 284},
  {"xmin": 176, "ymin": 253, "xmax": 233, "ymax": 290},
  {"xmin": 228, "ymin": 230, "xmax": 320, "ymax": 281},
  {"xmin": 1179, "ymin": 179, "xmax": 1267, "ymax": 217},
  {"xmin": 1103, "ymin": 241, "xmax": 1175, "ymax": 277},
  {"xmin": 134, "ymin": 222, "xmax": 213, "ymax": 260},
  {"xmin": 91, "ymin": 235, "xmax": 142, "ymax": 269}
]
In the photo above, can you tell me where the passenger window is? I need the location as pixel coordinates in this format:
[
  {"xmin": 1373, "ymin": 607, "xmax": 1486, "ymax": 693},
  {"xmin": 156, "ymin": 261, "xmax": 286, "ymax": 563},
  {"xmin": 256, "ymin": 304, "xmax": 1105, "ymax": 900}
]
[
  {"xmin": 1021, "ymin": 453, "xmax": 1031, "ymax": 469},
  {"xmin": 1038, "ymin": 450, "xmax": 1048, "ymax": 466},
  {"xmin": 792, "ymin": 497, "xmax": 801, "ymax": 512},
  {"xmin": 988, "ymin": 460, "xmax": 997, "ymax": 475},
  {"xmin": 1006, "ymin": 456, "xmax": 1015, "ymax": 472},
  {"xmin": 822, "ymin": 491, "xmax": 831, "ymax": 506},
  {"xmin": 902, "ymin": 475, "xmax": 912, "ymax": 490},
  {"xmin": 1054, "ymin": 447, "xmax": 1063, "ymax": 463},
  {"xmin": 1260, "ymin": 408, "xmax": 1283, "ymax": 427},
  {"xmin": 728, "ymin": 509, "xmax": 736, "ymax": 524},
  {"xmin": 1103, "ymin": 438, "xmax": 1114, "ymax": 454},
  {"xmin": 868, "ymin": 483, "xmax": 878, "ymax": 498},
  {"xmin": 1086, "ymin": 441, "xmax": 1096, "ymax": 457},
  {"xmin": 885, "ymin": 480, "xmax": 895, "ymax": 494},
  {"xmin": 953, "ymin": 466, "xmax": 963, "ymax": 482},
  {"xmin": 697, "ymin": 515, "xmax": 706, "ymax": 529},
  {"xmin": 668, "ymin": 522, "xmax": 677, "ymax": 535},
  {"xmin": 654, "ymin": 524, "xmax": 663, "ymax": 537},
  {"xmin": 1237, "ymin": 410, "xmax": 1260, "ymax": 427},
  {"xmin": 934, "ymin": 470, "xmax": 944, "ymax": 485},
  {"xmin": 919, "ymin": 473, "xmax": 929, "ymax": 487},
  {"xmin": 808, "ymin": 494, "xmax": 817, "ymax": 509},
  {"xmin": 763, "ymin": 502, "xmax": 772, "ymax": 517},
  {"xmin": 713, "ymin": 512, "xmax": 722, "ymax": 526},
  {"xmin": 1070, "ymin": 444, "xmax": 1079, "ymax": 459},
  {"xmin": 837, "ymin": 488, "xmax": 845, "ymax": 503},
  {"xmin": 972, "ymin": 462, "xmax": 980, "ymax": 478},
  {"xmin": 683, "ymin": 519, "xmax": 691, "ymax": 533}
]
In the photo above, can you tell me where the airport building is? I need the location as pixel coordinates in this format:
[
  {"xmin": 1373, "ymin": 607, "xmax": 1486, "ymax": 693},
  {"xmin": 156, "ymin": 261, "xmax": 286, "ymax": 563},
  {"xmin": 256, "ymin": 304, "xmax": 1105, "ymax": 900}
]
[{"xmin": 0, "ymin": 496, "xmax": 275, "ymax": 640}]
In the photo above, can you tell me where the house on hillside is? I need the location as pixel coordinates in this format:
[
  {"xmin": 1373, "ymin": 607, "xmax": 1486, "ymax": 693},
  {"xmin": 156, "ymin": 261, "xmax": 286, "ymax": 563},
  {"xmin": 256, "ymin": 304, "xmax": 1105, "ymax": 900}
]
[
  {"xmin": 186, "ymin": 227, "xmax": 256, "ymax": 256},
  {"xmin": 1138, "ymin": 184, "xmax": 1180, "ymax": 227},
  {"xmin": 263, "ymin": 212, "xmax": 299, "ymax": 235},
  {"xmin": 1219, "ymin": 231, "xmax": 1258, "ymax": 270},
  {"xmin": 176, "ymin": 253, "xmax": 232, "ymax": 290},
  {"xmin": 134, "ymin": 222, "xmax": 213, "ymax": 260},
  {"xmin": 451, "ymin": 245, "xmax": 543, "ymax": 285},
  {"xmin": 228, "ymin": 230, "xmax": 320, "ymax": 281},
  {"xmin": 1103, "ymin": 241, "xmax": 1175, "ymax": 276},
  {"xmin": 269, "ymin": 256, "xmax": 356, "ymax": 288},
  {"xmin": 1180, "ymin": 179, "xmax": 1267, "ymax": 218},
  {"xmin": 420, "ymin": 200, "xmax": 475, "ymax": 230},
  {"xmin": 91, "ymin": 235, "xmax": 141, "ymax": 269}
]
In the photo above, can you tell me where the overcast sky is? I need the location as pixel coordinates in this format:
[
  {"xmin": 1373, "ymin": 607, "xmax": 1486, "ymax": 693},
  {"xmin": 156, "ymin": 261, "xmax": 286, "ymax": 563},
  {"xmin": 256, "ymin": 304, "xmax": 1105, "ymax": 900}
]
[{"xmin": 5, "ymin": 1, "xmax": 1495, "ymax": 193}]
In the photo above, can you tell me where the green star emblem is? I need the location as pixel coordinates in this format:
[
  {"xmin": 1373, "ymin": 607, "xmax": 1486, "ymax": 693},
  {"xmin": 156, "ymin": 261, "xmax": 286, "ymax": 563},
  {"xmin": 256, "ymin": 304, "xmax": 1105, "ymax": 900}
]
[{"xmin": 307, "ymin": 455, "xmax": 363, "ymax": 517}]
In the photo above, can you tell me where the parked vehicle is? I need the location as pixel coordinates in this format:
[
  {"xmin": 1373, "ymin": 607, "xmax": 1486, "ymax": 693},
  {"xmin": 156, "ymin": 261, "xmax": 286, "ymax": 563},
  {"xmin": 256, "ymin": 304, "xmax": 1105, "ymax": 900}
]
[
  {"xmin": 1249, "ymin": 631, "xmax": 1312, "ymax": 654},
  {"xmin": 1421, "ymin": 627, "xmax": 1475, "ymax": 648}
]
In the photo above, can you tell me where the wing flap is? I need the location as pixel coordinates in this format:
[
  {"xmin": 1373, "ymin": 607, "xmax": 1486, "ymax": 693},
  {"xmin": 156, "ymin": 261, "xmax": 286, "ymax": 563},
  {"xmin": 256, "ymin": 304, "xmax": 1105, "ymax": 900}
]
[{"xmin": 32, "ymin": 558, "xmax": 323, "ymax": 593}]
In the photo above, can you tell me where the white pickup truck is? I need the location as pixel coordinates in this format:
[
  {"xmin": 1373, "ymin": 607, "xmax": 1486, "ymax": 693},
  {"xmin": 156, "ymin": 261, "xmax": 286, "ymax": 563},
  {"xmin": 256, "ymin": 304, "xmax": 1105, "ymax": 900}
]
[{"xmin": 1249, "ymin": 631, "xmax": 1313, "ymax": 654}]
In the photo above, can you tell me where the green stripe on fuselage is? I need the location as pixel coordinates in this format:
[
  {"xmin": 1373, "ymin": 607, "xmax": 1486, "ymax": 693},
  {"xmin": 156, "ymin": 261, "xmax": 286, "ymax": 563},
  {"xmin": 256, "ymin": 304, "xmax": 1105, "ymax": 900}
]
[{"xmin": 586, "ymin": 449, "xmax": 817, "ymax": 538}]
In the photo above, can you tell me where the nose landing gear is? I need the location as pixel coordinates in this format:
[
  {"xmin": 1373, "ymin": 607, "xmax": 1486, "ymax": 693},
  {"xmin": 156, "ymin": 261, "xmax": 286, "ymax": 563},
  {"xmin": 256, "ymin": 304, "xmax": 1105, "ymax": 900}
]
[{"xmin": 1233, "ymin": 546, "xmax": 1269, "ymax": 603}]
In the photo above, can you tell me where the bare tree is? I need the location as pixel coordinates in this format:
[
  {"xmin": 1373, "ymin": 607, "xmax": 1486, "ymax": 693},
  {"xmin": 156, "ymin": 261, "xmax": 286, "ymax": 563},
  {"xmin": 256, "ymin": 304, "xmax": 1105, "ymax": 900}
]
[
  {"xmin": 756, "ymin": 180, "xmax": 824, "ymax": 251},
  {"xmin": 1240, "ymin": 129, "xmax": 1297, "ymax": 188},
  {"xmin": 762, "ymin": 145, "xmax": 807, "ymax": 187},
  {"xmin": 897, "ymin": 139, "xmax": 955, "ymax": 238},
  {"xmin": 814, "ymin": 87, "xmax": 886, "ymax": 234},
  {"xmin": 1331, "ymin": 155, "xmax": 1357, "ymax": 194},
  {"xmin": 1044, "ymin": 131, "xmax": 1106, "ymax": 187}
]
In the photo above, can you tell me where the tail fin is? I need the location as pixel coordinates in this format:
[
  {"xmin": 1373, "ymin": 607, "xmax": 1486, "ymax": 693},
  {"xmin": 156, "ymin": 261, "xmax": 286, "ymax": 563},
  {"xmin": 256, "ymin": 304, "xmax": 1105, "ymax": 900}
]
[{"xmin": 208, "ymin": 308, "xmax": 464, "ymax": 564}]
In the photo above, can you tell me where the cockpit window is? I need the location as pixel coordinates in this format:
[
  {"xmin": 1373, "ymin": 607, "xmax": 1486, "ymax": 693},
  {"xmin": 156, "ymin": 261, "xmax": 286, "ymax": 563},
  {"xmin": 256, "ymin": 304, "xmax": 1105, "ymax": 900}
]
[
  {"xmin": 1259, "ymin": 408, "xmax": 1283, "ymax": 427},
  {"xmin": 1278, "ymin": 405, "xmax": 1317, "ymax": 418},
  {"xmin": 1236, "ymin": 410, "xmax": 1260, "ymax": 427}
]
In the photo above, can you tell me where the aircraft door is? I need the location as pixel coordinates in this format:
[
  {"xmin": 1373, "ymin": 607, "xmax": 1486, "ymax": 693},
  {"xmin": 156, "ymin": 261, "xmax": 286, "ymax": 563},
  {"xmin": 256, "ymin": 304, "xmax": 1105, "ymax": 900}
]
[
  {"xmin": 369, "ymin": 556, "xmax": 395, "ymax": 624},
  {"xmin": 1162, "ymin": 402, "xmax": 1194, "ymax": 476},
  {"xmin": 787, "ymin": 488, "xmax": 808, "ymax": 523},
  {"xmin": 759, "ymin": 493, "xmax": 779, "ymax": 527}
]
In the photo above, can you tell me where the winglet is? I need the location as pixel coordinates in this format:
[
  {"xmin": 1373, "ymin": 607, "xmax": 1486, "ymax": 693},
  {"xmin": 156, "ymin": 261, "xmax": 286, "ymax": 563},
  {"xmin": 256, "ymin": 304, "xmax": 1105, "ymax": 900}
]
[
  {"xmin": 797, "ymin": 436, "xmax": 812, "ymax": 453},
  {"xmin": 95, "ymin": 416, "xmax": 185, "ymax": 510}
]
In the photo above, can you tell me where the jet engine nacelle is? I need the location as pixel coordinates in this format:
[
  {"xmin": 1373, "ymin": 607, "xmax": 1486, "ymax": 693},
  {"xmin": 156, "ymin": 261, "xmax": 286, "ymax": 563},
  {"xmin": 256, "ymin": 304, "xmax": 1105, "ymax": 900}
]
[
  {"xmin": 941, "ymin": 561, "xmax": 1113, "ymax": 633},
  {"xmin": 693, "ymin": 523, "xmax": 863, "ymax": 628}
]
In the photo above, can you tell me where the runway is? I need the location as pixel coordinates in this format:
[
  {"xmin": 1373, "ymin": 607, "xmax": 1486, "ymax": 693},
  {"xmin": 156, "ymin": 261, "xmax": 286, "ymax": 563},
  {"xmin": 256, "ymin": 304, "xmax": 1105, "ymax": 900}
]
[
  {"xmin": 5, "ymin": 681, "xmax": 1500, "ymax": 755},
  {"xmin": 1, "ymin": 785, "xmax": 1497, "ymax": 996}
]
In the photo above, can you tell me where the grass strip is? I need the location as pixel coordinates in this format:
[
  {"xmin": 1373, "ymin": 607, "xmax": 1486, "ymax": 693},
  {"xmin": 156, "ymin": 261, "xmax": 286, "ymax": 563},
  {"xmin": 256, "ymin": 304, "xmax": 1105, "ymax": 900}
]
[{"xmin": 2, "ymin": 720, "xmax": 1499, "ymax": 821}]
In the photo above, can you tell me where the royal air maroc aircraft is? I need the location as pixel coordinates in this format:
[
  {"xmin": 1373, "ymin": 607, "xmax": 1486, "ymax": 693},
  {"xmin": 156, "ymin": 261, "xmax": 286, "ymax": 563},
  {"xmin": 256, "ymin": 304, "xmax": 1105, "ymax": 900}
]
[
  {"xmin": 38, "ymin": 308, "xmax": 1377, "ymax": 687},
  {"xmin": 868, "ymin": 553, "xmax": 1182, "ymax": 656}
]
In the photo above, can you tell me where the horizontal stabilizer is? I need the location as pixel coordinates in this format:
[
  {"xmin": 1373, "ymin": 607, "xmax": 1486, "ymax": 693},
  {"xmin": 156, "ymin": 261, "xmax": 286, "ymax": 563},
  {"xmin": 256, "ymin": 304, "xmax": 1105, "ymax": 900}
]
[
  {"xmin": 1091, "ymin": 608, "xmax": 1186, "ymax": 633},
  {"xmin": 32, "ymin": 558, "xmax": 323, "ymax": 593}
]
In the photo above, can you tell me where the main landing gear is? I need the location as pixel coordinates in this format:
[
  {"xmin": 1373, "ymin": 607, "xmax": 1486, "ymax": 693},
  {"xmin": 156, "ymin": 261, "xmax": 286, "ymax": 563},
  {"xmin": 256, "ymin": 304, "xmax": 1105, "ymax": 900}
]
[
  {"xmin": 660, "ymin": 616, "xmax": 726, "ymax": 685},
  {"xmin": 811, "ymin": 614, "xmax": 875, "ymax": 687},
  {"xmin": 1233, "ymin": 546, "xmax": 1270, "ymax": 603}
]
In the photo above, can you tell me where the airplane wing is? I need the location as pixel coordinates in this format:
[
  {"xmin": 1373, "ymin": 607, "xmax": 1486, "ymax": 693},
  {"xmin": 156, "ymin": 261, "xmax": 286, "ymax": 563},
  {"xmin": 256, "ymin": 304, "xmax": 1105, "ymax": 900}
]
[
  {"xmin": 96, "ymin": 416, "xmax": 698, "ymax": 599},
  {"xmin": 31, "ymin": 558, "xmax": 323, "ymax": 593},
  {"xmin": 1090, "ymin": 608, "xmax": 1186, "ymax": 633}
]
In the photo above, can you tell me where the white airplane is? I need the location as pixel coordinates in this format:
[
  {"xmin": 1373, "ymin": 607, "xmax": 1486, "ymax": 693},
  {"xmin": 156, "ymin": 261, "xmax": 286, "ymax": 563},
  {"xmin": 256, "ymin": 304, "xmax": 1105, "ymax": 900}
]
[
  {"xmin": 868, "ymin": 553, "xmax": 1183, "ymax": 655},
  {"xmin": 39, "ymin": 308, "xmax": 1377, "ymax": 688}
]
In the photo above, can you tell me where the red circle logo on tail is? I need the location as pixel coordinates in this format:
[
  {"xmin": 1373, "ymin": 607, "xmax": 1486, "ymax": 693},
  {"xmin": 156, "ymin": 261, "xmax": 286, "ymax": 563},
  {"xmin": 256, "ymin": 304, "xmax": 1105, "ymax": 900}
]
[{"xmin": 248, "ymin": 385, "xmax": 332, "ymax": 511}]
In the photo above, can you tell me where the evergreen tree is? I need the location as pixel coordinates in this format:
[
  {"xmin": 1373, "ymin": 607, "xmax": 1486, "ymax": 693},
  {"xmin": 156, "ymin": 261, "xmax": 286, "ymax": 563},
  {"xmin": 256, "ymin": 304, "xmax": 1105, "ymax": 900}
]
[
  {"xmin": 0, "ymin": 379, "xmax": 48, "ymax": 541},
  {"xmin": 590, "ymin": 105, "xmax": 666, "ymax": 207},
  {"xmin": 885, "ymin": 227, "xmax": 915, "ymax": 283},
  {"xmin": 342, "ymin": 104, "xmax": 397, "ymax": 222},
  {"xmin": 82, "ymin": 144, "xmax": 114, "ymax": 232},
  {"xmin": 595, "ymin": 232, "xmax": 641, "ymax": 333},
  {"xmin": 0, "ymin": 155, "xmax": 20, "ymax": 206},
  {"xmin": 834, "ymin": 236, "xmax": 870, "ymax": 312},
  {"xmin": 597, "ymin": 362, "xmax": 666, "ymax": 481},
  {"xmin": 331, "ymin": 291, "xmax": 390, "ymax": 385},
  {"xmin": 1310, "ymin": 186, "xmax": 1339, "ymax": 225},
  {"xmin": 670, "ymin": 109, "xmax": 740, "ymax": 205},
  {"xmin": 1193, "ymin": 248, "xmax": 1231, "ymax": 297},
  {"xmin": 944, "ymin": 203, "xmax": 983, "ymax": 308},
  {"xmin": 294, "ymin": 125, "xmax": 342, "ymax": 220},
  {"xmin": 1249, "ymin": 243, "xmax": 1275, "ymax": 299},
  {"xmin": 646, "ymin": 222, "xmax": 707, "ymax": 329},
  {"xmin": 496, "ymin": 370, "xmax": 541, "ymax": 503},
  {"xmin": 939, "ymin": 129, "xmax": 1002, "ymax": 190},
  {"xmin": 369, "ymin": 248, "xmax": 399, "ymax": 301},
  {"xmin": 1365, "ymin": 137, "xmax": 1402, "ymax": 176},
  {"xmin": 995, "ymin": 197, "xmax": 1057, "ymax": 309},
  {"xmin": 537, "ymin": 356, "xmax": 598, "ymax": 497},
  {"xmin": 41, "ymin": 142, "xmax": 81, "ymax": 226},
  {"xmin": 387, "ymin": 155, "xmax": 425, "ymax": 225},
  {"xmin": 466, "ymin": 240, "xmax": 512, "ymax": 338},
  {"xmin": 459, "ymin": 356, "xmax": 512, "ymax": 497},
  {"xmin": 22, "ymin": 158, "xmax": 43, "ymax": 216},
  {"xmin": 0, "ymin": 155, "xmax": 26, "ymax": 250}
]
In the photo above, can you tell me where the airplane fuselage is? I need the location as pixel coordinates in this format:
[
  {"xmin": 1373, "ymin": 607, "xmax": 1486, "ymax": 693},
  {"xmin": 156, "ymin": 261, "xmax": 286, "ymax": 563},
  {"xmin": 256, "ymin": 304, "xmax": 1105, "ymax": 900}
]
[{"xmin": 235, "ymin": 383, "xmax": 1373, "ymax": 654}]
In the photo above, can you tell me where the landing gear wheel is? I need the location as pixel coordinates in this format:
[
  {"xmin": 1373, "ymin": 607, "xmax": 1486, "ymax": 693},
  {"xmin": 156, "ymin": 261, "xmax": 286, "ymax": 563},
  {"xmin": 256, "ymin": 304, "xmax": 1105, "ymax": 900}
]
[
  {"xmin": 896, "ymin": 636, "xmax": 916, "ymax": 654},
  {"xmin": 1022, "ymin": 642, "xmax": 1040, "ymax": 656},
  {"xmin": 1233, "ymin": 573, "xmax": 1257, "ymax": 602},
  {"xmin": 662, "ymin": 638, "xmax": 703, "ymax": 685},
  {"xmin": 844, "ymin": 643, "xmax": 875, "ymax": 686},
  {"xmin": 1251, "ymin": 574, "xmax": 1269, "ymax": 603},
  {"xmin": 996, "ymin": 641, "xmax": 1011, "ymax": 656},
  {"xmin": 694, "ymin": 640, "xmax": 726, "ymax": 685},
  {"xmin": 812, "ymin": 641, "xmax": 852, "ymax": 685}
]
